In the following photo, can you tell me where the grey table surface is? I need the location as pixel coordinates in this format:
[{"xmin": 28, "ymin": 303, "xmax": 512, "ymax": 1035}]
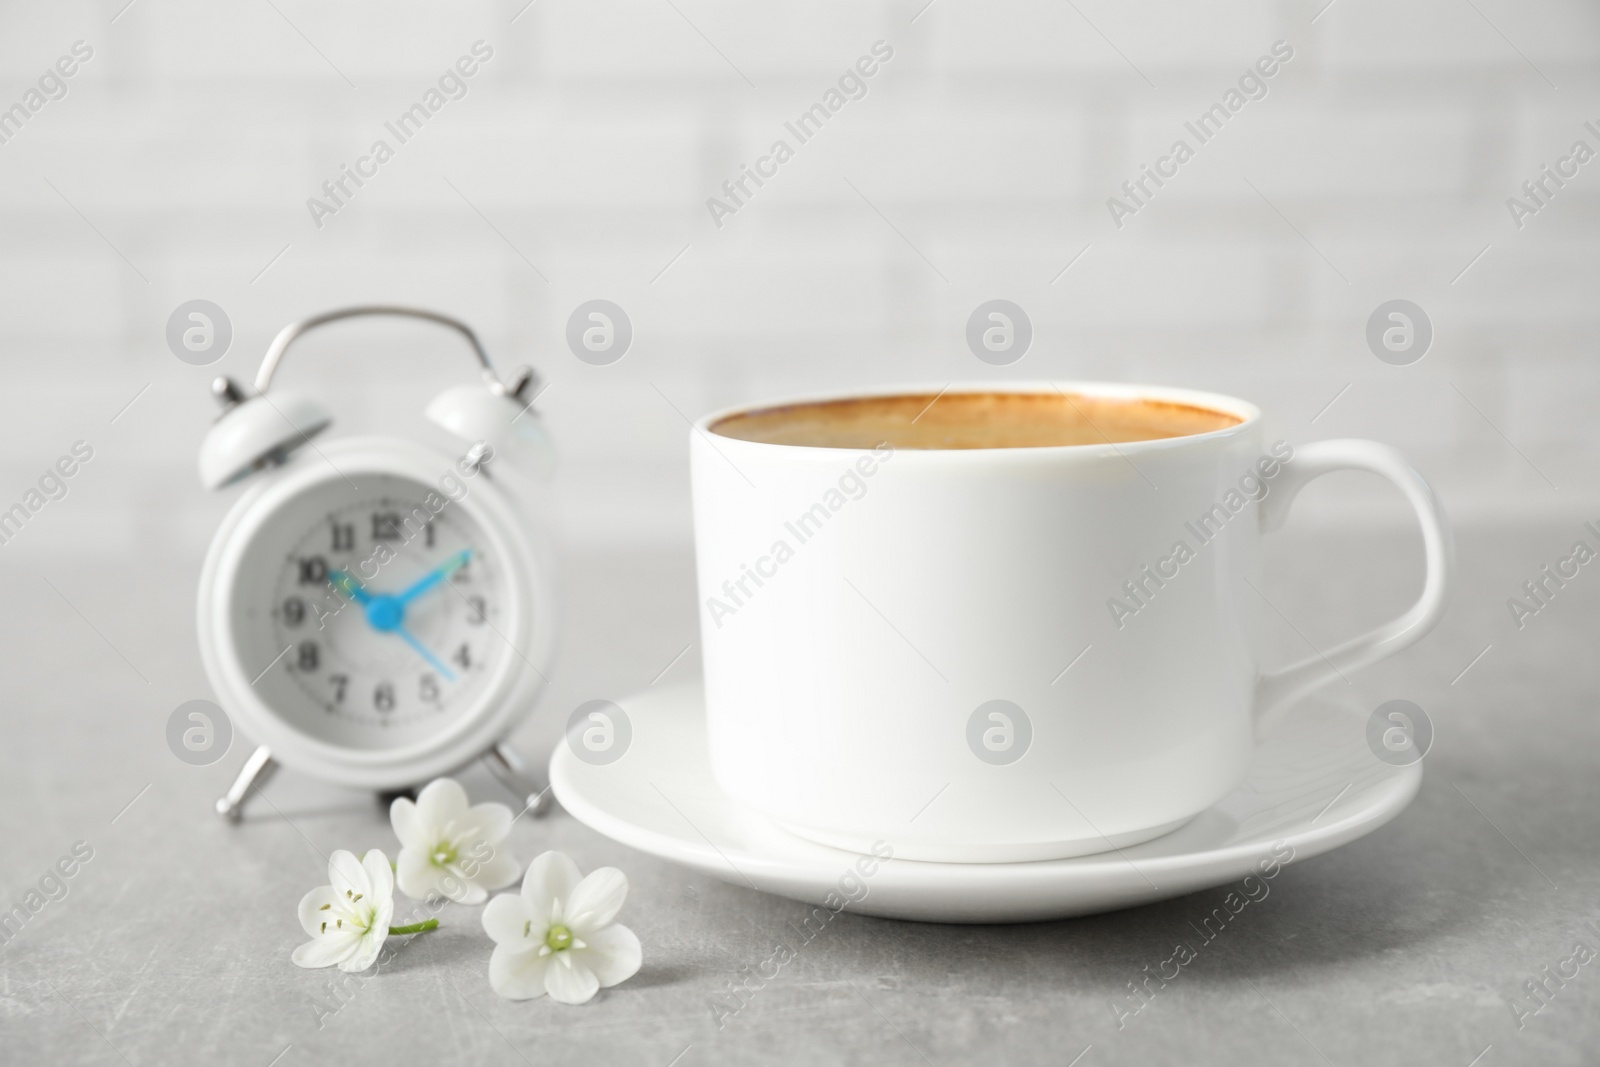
[{"xmin": 1, "ymin": 519, "xmax": 1597, "ymax": 1067}]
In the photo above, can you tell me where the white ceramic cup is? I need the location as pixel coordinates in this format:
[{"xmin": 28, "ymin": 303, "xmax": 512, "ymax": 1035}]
[{"xmin": 690, "ymin": 382, "xmax": 1451, "ymax": 863}]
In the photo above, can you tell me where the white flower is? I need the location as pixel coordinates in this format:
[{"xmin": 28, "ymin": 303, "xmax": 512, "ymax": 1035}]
[
  {"xmin": 391, "ymin": 778, "xmax": 521, "ymax": 905},
  {"xmin": 481, "ymin": 851, "xmax": 642, "ymax": 1004},
  {"xmin": 292, "ymin": 849, "xmax": 396, "ymax": 972}
]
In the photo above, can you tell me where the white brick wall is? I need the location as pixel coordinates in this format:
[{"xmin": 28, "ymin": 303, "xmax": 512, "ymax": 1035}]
[{"xmin": 0, "ymin": 0, "xmax": 1595, "ymax": 563}]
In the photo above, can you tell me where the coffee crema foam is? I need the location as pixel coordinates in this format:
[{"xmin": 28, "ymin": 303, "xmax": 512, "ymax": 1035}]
[{"xmin": 710, "ymin": 392, "xmax": 1242, "ymax": 450}]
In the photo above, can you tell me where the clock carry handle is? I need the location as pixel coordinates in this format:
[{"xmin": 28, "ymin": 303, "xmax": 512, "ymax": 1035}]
[
  {"xmin": 200, "ymin": 305, "xmax": 549, "ymax": 489},
  {"xmin": 251, "ymin": 305, "xmax": 537, "ymax": 399}
]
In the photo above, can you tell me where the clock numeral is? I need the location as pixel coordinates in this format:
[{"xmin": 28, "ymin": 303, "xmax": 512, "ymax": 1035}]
[
  {"xmin": 371, "ymin": 511, "xmax": 404, "ymax": 541},
  {"xmin": 423, "ymin": 522, "xmax": 436, "ymax": 548},
  {"xmin": 329, "ymin": 674, "xmax": 348, "ymax": 704},
  {"xmin": 466, "ymin": 596, "xmax": 486, "ymax": 625},
  {"xmin": 282, "ymin": 597, "xmax": 306, "ymax": 628},
  {"xmin": 331, "ymin": 522, "xmax": 355, "ymax": 551},
  {"xmin": 297, "ymin": 642, "xmax": 319, "ymax": 672},
  {"xmin": 453, "ymin": 643, "xmax": 472, "ymax": 670},
  {"xmin": 419, "ymin": 674, "xmax": 440, "ymax": 702},
  {"xmin": 374, "ymin": 682, "xmax": 395, "ymax": 712},
  {"xmin": 297, "ymin": 556, "xmax": 329, "ymax": 585}
]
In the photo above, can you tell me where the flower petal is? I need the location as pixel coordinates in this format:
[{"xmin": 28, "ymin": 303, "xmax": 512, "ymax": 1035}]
[
  {"xmin": 296, "ymin": 885, "xmax": 343, "ymax": 938},
  {"xmin": 327, "ymin": 850, "xmax": 370, "ymax": 901},
  {"xmin": 459, "ymin": 801, "xmax": 513, "ymax": 847},
  {"xmin": 362, "ymin": 849, "xmax": 394, "ymax": 902},
  {"xmin": 482, "ymin": 893, "xmax": 536, "ymax": 946},
  {"xmin": 472, "ymin": 851, "xmax": 523, "ymax": 894},
  {"xmin": 390, "ymin": 796, "xmax": 425, "ymax": 849},
  {"xmin": 340, "ymin": 926, "xmax": 389, "ymax": 973},
  {"xmin": 395, "ymin": 847, "xmax": 442, "ymax": 902},
  {"xmin": 292, "ymin": 929, "xmax": 360, "ymax": 969},
  {"xmin": 543, "ymin": 952, "xmax": 601, "ymax": 1005},
  {"xmin": 442, "ymin": 873, "xmax": 487, "ymax": 906},
  {"xmin": 489, "ymin": 945, "xmax": 551, "ymax": 1000},
  {"xmin": 520, "ymin": 851, "xmax": 583, "ymax": 917},
  {"xmin": 578, "ymin": 923, "xmax": 642, "ymax": 988},
  {"xmin": 565, "ymin": 868, "xmax": 628, "ymax": 934},
  {"xmin": 414, "ymin": 777, "xmax": 471, "ymax": 827}
]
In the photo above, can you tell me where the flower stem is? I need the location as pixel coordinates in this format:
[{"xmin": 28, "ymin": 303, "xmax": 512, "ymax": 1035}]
[{"xmin": 388, "ymin": 919, "xmax": 440, "ymax": 936}]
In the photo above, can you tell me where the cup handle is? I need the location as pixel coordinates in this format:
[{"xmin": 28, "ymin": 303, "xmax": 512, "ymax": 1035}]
[{"xmin": 1254, "ymin": 439, "xmax": 1454, "ymax": 720}]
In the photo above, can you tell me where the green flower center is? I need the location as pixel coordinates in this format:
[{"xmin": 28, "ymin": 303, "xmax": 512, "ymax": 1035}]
[
  {"xmin": 431, "ymin": 842, "xmax": 457, "ymax": 867},
  {"xmin": 545, "ymin": 924, "xmax": 574, "ymax": 952}
]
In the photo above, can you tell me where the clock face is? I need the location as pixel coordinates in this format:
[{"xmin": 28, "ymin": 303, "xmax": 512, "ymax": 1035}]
[{"xmin": 231, "ymin": 472, "xmax": 516, "ymax": 751}]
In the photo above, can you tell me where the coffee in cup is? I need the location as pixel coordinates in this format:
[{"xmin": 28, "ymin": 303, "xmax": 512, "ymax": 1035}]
[{"xmin": 710, "ymin": 390, "xmax": 1242, "ymax": 450}]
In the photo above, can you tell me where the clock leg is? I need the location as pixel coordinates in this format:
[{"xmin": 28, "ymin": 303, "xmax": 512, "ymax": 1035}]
[
  {"xmin": 215, "ymin": 745, "xmax": 276, "ymax": 823},
  {"xmin": 484, "ymin": 742, "xmax": 554, "ymax": 819},
  {"xmin": 377, "ymin": 786, "xmax": 417, "ymax": 810}
]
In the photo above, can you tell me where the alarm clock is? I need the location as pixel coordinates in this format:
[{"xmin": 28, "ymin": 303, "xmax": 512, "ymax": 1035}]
[{"xmin": 197, "ymin": 306, "xmax": 557, "ymax": 822}]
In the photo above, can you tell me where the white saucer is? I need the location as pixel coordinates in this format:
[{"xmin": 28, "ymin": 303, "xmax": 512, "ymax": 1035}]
[{"xmin": 549, "ymin": 680, "xmax": 1421, "ymax": 924}]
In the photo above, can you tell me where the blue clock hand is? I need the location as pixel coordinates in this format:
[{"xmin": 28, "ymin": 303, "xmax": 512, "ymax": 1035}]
[
  {"xmin": 395, "ymin": 623, "xmax": 457, "ymax": 682},
  {"xmin": 359, "ymin": 593, "xmax": 457, "ymax": 681},
  {"xmin": 396, "ymin": 550, "xmax": 472, "ymax": 605},
  {"xmin": 329, "ymin": 570, "xmax": 373, "ymax": 605}
]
